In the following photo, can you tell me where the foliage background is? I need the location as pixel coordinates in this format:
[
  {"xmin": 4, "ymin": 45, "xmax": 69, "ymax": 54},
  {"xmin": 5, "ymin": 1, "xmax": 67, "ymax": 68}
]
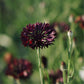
[{"xmin": 0, "ymin": 0, "xmax": 84, "ymax": 84}]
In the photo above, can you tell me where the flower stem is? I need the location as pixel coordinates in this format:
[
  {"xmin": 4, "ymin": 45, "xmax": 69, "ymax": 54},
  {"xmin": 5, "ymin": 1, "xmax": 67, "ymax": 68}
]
[
  {"xmin": 63, "ymin": 69, "xmax": 66, "ymax": 84},
  {"xmin": 67, "ymin": 58, "xmax": 70, "ymax": 83},
  {"xmin": 37, "ymin": 48, "xmax": 43, "ymax": 84},
  {"xmin": 14, "ymin": 79, "xmax": 21, "ymax": 84},
  {"xmin": 67, "ymin": 31, "xmax": 73, "ymax": 83},
  {"xmin": 45, "ymin": 69, "xmax": 50, "ymax": 84}
]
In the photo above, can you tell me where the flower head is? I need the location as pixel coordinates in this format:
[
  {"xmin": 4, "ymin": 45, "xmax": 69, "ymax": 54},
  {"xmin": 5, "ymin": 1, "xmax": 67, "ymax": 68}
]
[
  {"xmin": 41, "ymin": 56, "xmax": 47, "ymax": 68},
  {"xmin": 49, "ymin": 70, "xmax": 56, "ymax": 84},
  {"xmin": 21, "ymin": 23, "xmax": 56, "ymax": 49},
  {"xmin": 48, "ymin": 69, "xmax": 63, "ymax": 84},
  {"xmin": 58, "ymin": 22, "xmax": 70, "ymax": 32},
  {"xmin": 56, "ymin": 69, "xmax": 63, "ymax": 83},
  {"xmin": 51, "ymin": 22, "xmax": 70, "ymax": 33},
  {"xmin": 5, "ymin": 59, "xmax": 32, "ymax": 79}
]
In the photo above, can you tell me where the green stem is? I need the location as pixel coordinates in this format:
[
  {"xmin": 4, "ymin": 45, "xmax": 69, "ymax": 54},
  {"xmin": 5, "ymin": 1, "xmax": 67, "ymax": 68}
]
[
  {"xmin": 45, "ymin": 69, "xmax": 50, "ymax": 84},
  {"xmin": 67, "ymin": 33, "xmax": 72, "ymax": 83},
  {"xmin": 14, "ymin": 79, "xmax": 21, "ymax": 84},
  {"xmin": 37, "ymin": 48, "xmax": 43, "ymax": 84},
  {"xmin": 67, "ymin": 59, "xmax": 70, "ymax": 83},
  {"xmin": 16, "ymin": 80, "xmax": 21, "ymax": 84},
  {"xmin": 63, "ymin": 69, "xmax": 66, "ymax": 84}
]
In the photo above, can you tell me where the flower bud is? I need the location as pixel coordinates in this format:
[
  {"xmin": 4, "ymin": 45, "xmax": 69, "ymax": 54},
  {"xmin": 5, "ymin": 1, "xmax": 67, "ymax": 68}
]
[
  {"xmin": 4, "ymin": 52, "xmax": 13, "ymax": 64},
  {"xmin": 41, "ymin": 56, "xmax": 47, "ymax": 68},
  {"xmin": 69, "ymin": 15, "xmax": 74, "ymax": 23},
  {"xmin": 60, "ymin": 61, "xmax": 66, "ymax": 71},
  {"xmin": 67, "ymin": 30, "xmax": 73, "ymax": 38}
]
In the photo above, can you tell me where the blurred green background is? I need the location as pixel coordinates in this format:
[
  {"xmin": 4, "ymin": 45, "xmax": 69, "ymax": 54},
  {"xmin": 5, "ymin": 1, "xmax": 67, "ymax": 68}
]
[{"xmin": 0, "ymin": 0, "xmax": 84, "ymax": 84}]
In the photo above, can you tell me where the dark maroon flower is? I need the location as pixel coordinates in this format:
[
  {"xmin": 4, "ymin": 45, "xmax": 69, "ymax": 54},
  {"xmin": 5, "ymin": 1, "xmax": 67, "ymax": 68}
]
[
  {"xmin": 58, "ymin": 22, "xmax": 70, "ymax": 32},
  {"xmin": 21, "ymin": 23, "xmax": 56, "ymax": 49},
  {"xmin": 49, "ymin": 69, "xmax": 63, "ymax": 84},
  {"xmin": 50, "ymin": 22, "xmax": 59, "ymax": 33},
  {"xmin": 5, "ymin": 59, "xmax": 32, "ymax": 79},
  {"xmin": 41, "ymin": 56, "xmax": 47, "ymax": 68},
  {"xmin": 50, "ymin": 22, "xmax": 58, "ymax": 29},
  {"xmin": 48, "ymin": 69, "xmax": 63, "ymax": 84},
  {"xmin": 55, "ymin": 69, "xmax": 63, "ymax": 83},
  {"xmin": 51, "ymin": 22, "xmax": 70, "ymax": 33},
  {"xmin": 48, "ymin": 70, "xmax": 56, "ymax": 84},
  {"xmin": 75, "ymin": 15, "xmax": 84, "ymax": 29}
]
